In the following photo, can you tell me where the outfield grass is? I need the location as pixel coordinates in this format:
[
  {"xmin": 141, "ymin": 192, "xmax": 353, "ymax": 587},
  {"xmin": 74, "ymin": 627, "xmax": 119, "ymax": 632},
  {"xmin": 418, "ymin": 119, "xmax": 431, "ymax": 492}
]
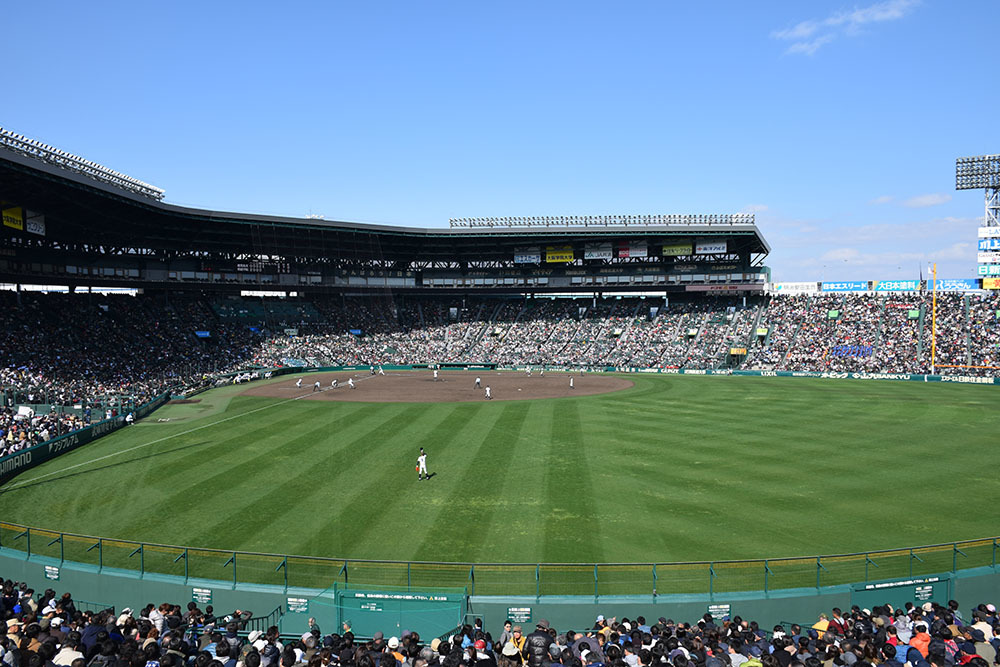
[{"xmin": 2, "ymin": 374, "xmax": 999, "ymax": 576}]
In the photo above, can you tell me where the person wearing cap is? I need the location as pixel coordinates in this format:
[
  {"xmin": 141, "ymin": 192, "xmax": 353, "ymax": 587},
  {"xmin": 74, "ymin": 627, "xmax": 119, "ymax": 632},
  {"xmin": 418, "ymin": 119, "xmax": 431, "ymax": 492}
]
[
  {"xmin": 386, "ymin": 637, "xmax": 405, "ymax": 665},
  {"xmin": 522, "ymin": 621, "xmax": 551, "ymax": 667},
  {"xmin": 469, "ymin": 639, "xmax": 496, "ymax": 667}
]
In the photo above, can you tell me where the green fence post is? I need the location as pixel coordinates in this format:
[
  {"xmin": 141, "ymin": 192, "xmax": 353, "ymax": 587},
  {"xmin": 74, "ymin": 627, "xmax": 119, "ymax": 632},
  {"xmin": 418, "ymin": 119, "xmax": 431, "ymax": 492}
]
[
  {"xmin": 865, "ymin": 555, "xmax": 879, "ymax": 581},
  {"xmin": 709, "ymin": 563, "xmax": 715, "ymax": 599},
  {"xmin": 276, "ymin": 557, "xmax": 288, "ymax": 593},
  {"xmin": 173, "ymin": 550, "xmax": 188, "ymax": 583},
  {"xmin": 816, "ymin": 557, "xmax": 827, "ymax": 590},
  {"xmin": 764, "ymin": 560, "xmax": 771, "ymax": 595},
  {"xmin": 407, "ymin": 562, "xmax": 411, "ymax": 592},
  {"xmin": 87, "ymin": 539, "xmax": 103, "ymax": 571},
  {"xmin": 46, "ymin": 534, "xmax": 64, "ymax": 564},
  {"xmin": 340, "ymin": 561, "xmax": 348, "ymax": 588},
  {"xmin": 652, "ymin": 564, "xmax": 657, "ymax": 596},
  {"xmin": 468, "ymin": 566, "xmax": 475, "ymax": 597},
  {"xmin": 594, "ymin": 565, "xmax": 599, "ymax": 600},
  {"xmin": 953, "ymin": 544, "xmax": 967, "ymax": 573},
  {"xmin": 128, "ymin": 545, "xmax": 144, "ymax": 578},
  {"xmin": 224, "ymin": 553, "xmax": 236, "ymax": 589},
  {"xmin": 909, "ymin": 550, "xmax": 923, "ymax": 577},
  {"xmin": 535, "ymin": 565, "xmax": 540, "ymax": 600},
  {"xmin": 993, "ymin": 540, "xmax": 998, "ymax": 570},
  {"xmin": 26, "ymin": 528, "xmax": 30, "ymax": 557}
]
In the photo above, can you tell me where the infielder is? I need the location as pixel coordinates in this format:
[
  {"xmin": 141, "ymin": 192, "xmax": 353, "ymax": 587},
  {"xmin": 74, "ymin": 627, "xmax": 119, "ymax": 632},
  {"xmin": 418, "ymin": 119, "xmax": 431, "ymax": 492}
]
[
  {"xmin": 474, "ymin": 376, "xmax": 481, "ymax": 388},
  {"xmin": 348, "ymin": 378, "xmax": 356, "ymax": 389},
  {"xmin": 378, "ymin": 366, "xmax": 385, "ymax": 375},
  {"xmin": 569, "ymin": 376, "xmax": 574, "ymax": 389},
  {"xmin": 296, "ymin": 378, "xmax": 302, "ymax": 388},
  {"xmin": 433, "ymin": 368, "xmax": 439, "ymax": 381},
  {"xmin": 332, "ymin": 378, "xmax": 338, "ymax": 388},
  {"xmin": 484, "ymin": 385, "xmax": 492, "ymax": 400},
  {"xmin": 417, "ymin": 447, "xmax": 428, "ymax": 481},
  {"xmin": 313, "ymin": 381, "xmax": 321, "ymax": 392}
]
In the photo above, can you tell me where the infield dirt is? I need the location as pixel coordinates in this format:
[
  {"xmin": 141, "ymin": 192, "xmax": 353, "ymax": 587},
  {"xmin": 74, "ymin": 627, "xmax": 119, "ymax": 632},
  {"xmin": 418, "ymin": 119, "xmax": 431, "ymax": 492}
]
[{"xmin": 238, "ymin": 369, "xmax": 633, "ymax": 402}]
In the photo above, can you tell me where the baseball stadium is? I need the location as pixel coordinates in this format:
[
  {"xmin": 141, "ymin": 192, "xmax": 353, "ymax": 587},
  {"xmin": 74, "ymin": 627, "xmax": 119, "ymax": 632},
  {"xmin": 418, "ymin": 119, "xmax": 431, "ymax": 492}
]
[{"xmin": 2, "ymin": 127, "xmax": 1000, "ymax": 647}]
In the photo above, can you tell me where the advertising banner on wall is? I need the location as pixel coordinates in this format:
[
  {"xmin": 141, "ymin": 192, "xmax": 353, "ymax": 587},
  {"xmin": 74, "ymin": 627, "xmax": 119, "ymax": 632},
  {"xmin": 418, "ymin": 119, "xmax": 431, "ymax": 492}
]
[
  {"xmin": 978, "ymin": 238, "xmax": 1000, "ymax": 250},
  {"xmin": 661, "ymin": 242, "xmax": 693, "ymax": 256},
  {"xmin": 978, "ymin": 265, "xmax": 1000, "ymax": 276},
  {"xmin": 929, "ymin": 278, "xmax": 981, "ymax": 291},
  {"xmin": 2, "ymin": 206, "xmax": 23, "ymax": 231},
  {"xmin": 513, "ymin": 248, "xmax": 541, "ymax": 264},
  {"xmin": 978, "ymin": 227, "xmax": 1000, "ymax": 238},
  {"xmin": 770, "ymin": 282, "xmax": 818, "ymax": 294},
  {"xmin": 583, "ymin": 243, "xmax": 612, "ymax": 260},
  {"xmin": 25, "ymin": 211, "xmax": 45, "ymax": 236},
  {"xmin": 616, "ymin": 241, "xmax": 648, "ymax": 258},
  {"xmin": 873, "ymin": 280, "xmax": 919, "ymax": 292},
  {"xmin": 978, "ymin": 252, "xmax": 1000, "ymax": 264},
  {"xmin": 545, "ymin": 246, "xmax": 574, "ymax": 263},
  {"xmin": 984, "ymin": 278, "xmax": 1000, "ymax": 289},
  {"xmin": 821, "ymin": 281, "xmax": 868, "ymax": 292},
  {"xmin": 695, "ymin": 240, "xmax": 727, "ymax": 254}
]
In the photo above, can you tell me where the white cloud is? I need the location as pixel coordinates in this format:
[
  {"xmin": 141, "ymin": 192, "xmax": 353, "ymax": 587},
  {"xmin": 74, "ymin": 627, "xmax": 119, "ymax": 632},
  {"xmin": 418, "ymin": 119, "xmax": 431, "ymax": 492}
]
[
  {"xmin": 742, "ymin": 204, "xmax": 769, "ymax": 213},
  {"xmin": 771, "ymin": 20, "xmax": 820, "ymax": 41},
  {"xmin": 772, "ymin": 0, "xmax": 918, "ymax": 55},
  {"xmin": 762, "ymin": 214, "xmax": 980, "ymax": 281},
  {"xmin": 869, "ymin": 195, "xmax": 893, "ymax": 205},
  {"xmin": 903, "ymin": 193, "xmax": 952, "ymax": 208},
  {"xmin": 785, "ymin": 35, "xmax": 835, "ymax": 56}
]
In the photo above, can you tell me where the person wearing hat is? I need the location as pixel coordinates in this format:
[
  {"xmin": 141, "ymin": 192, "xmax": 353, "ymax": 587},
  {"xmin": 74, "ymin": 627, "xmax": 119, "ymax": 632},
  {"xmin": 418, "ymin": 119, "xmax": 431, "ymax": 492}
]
[
  {"xmin": 499, "ymin": 626, "xmax": 525, "ymax": 667},
  {"xmin": 387, "ymin": 637, "xmax": 405, "ymax": 665},
  {"xmin": 523, "ymin": 621, "xmax": 552, "ymax": 667},
  {"xmin": 469, "ymin": 639, "xmax": 496, "ymax": 667}
]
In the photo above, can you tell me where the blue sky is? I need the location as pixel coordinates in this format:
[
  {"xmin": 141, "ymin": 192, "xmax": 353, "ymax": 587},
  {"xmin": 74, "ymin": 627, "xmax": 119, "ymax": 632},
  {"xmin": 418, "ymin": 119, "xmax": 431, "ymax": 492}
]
[{"xmin": 5, "ymin": 1, "xmax": 997, "ymax": 281}]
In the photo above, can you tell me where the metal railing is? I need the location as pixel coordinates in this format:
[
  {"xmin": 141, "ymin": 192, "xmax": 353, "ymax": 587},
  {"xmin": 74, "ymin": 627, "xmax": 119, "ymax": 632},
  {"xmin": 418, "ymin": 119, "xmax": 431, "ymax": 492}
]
[{"xmin": 2, "ymin": 523, "xmax": 998, "ymax": 597}]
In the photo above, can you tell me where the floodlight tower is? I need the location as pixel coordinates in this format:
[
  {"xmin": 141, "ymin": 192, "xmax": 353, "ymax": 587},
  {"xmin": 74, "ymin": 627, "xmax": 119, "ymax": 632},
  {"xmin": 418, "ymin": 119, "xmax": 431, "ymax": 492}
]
[
  {"xmin": 956, "ymin": 154, "xmax": 1000, "ymax": 225},
  {"xmin": 957, "ymin": 155, "xmax": 1000, "ymax": 282}
]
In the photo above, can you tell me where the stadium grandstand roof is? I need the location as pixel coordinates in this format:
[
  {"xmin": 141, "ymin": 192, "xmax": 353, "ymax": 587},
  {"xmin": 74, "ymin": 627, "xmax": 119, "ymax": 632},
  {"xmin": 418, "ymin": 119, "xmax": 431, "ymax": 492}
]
[{"xmin": 0, "ymin": 137, "xmax": 769, "ymax": 269}]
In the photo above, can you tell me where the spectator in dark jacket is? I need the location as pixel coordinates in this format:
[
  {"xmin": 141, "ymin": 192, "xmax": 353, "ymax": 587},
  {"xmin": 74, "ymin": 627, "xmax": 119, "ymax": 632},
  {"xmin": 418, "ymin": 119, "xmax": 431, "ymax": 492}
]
[{"xmin": 523, "ymin": 621, "xmax": 553, "ymax": 667}]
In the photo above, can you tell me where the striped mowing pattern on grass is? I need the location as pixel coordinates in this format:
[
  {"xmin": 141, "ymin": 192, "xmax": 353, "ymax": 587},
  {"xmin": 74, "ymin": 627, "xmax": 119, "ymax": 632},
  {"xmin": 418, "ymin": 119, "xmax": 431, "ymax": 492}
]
[{"xmin": 1, "ymin": 373, "xmax": 999, "ymax": 595}]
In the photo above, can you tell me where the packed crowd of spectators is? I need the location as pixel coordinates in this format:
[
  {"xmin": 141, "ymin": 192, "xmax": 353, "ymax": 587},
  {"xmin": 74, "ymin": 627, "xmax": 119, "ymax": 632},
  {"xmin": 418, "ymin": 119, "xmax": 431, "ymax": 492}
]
[
  {"xmin": 3, "ymin": 577, "xmax": 1000, "ymax": 667},
  {"xmin": 2, "ymin": 290, "xmax": 999, "ymax": 452}
]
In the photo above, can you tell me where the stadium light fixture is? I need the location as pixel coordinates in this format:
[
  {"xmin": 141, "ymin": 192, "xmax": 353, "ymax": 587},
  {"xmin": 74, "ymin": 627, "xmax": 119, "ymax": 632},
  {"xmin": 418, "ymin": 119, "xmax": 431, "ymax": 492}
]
[{"xmin": 956, "ymin": 154, "xmax": 1000, "ymax": 229}]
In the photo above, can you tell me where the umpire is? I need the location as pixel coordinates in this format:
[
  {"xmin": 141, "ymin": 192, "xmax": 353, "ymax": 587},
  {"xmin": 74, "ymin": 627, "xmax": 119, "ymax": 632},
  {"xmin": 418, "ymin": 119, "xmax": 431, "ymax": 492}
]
[{"xmin": 522, "ymin": 619, "xmax": 552, "ymax": 667}]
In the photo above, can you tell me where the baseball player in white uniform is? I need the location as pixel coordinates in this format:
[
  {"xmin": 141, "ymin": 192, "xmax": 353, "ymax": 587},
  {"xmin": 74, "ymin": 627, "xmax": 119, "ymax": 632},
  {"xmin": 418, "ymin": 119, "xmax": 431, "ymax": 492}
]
[
  {"xmin": 313, "ymin": 381, "xmax": 321, "ymax": 392},
  {"xmin": 296, "ymin": 378, "xmax": 302, "ymax": 388},
  {"xmin": 348, "ymin": 378, "xmax": 355, "ymax": 389},
  {"xmin": 433, "ymin": 369, "xmax": 439, "ymax": 381},
  {"xmin": 417, "ymin": 447, "xmax": 428, "ymax": 481},
  {"xmin": 484, "ymin": 385, "xmax": 492, "ymax": 400},
  {"xmin": 475, "ymin": 376, "xmax": 481, "ymax": 388},
  {"xmin": 569, "ymin": 376, "xmax": 574, "ymax": 389}
]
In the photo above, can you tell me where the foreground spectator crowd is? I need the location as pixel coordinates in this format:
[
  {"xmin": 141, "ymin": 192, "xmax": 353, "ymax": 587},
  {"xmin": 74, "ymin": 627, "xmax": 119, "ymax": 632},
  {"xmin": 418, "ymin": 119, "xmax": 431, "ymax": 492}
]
[
  {"xmin": 2, "ymin": 578, "xmax": 1000, "ymax": 667},
  {"xmin": 2, "ymin": 290, "xmax": 999, "ymax": 451}
]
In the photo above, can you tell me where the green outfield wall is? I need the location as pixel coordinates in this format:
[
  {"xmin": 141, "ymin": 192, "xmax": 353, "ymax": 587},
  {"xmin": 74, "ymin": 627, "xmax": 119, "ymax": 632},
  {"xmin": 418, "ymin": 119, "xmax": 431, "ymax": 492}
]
[{"xmin": 4, "ymin": 545, "xmax": 1000, "ymax": 639}]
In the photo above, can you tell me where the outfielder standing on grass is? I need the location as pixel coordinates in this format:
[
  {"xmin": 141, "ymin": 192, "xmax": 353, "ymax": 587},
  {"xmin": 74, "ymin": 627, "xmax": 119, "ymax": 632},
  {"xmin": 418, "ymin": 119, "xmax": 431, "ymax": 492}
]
[{"xmin": 417, "ymin": 447, "xmax": 428, "ymax": 480}]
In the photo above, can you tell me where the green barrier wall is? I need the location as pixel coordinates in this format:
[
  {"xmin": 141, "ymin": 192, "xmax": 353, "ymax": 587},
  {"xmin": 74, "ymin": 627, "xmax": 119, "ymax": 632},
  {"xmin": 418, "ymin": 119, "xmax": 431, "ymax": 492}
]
[{"xmin": 4, "ymin": 547, "xmax": 1000, "ymax": 639}]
